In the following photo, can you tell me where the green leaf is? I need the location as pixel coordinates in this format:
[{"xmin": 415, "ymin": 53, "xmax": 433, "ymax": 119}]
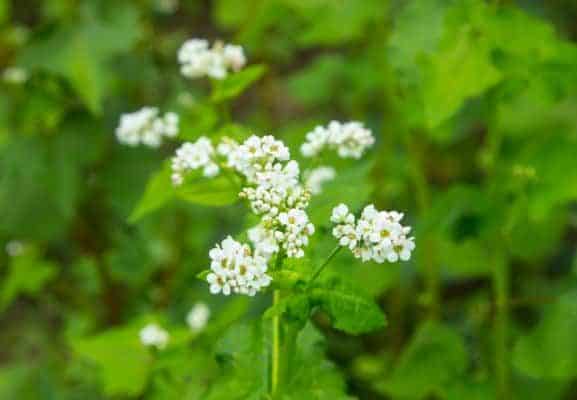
[
  {"xmin": 264, "ymin": 293, "xmax": 311, "ymax": 327},
  {"xmin": 513, "ymin": 290, "xmax": 577, "ymax": 380},
  {"xmin": 208, "ymin": 320, "xmax": 350, "ymax": 399},
  {"xmin": 283, "ymin": 0, "xmax": 386, "ymax": 47},
  {"xmin": 311, "ymin": 277, "xmax": 386, "ymax": 334},
  {"xmin": 0, "ymin": 247, "xmax": 57, "ymax": 311},
  {"xmin": 423, "ymin": 27, "xmax": 502, "ymax": 128},
  {"xmin": 18, "ymin": 4, "xmax": 141, "ymax": 113},
  {"xmin": 196, "ymin": 270, "xmax": 211, "ymax": 281},
  {"xmin": 0, "ymin": 0, "xmax": 9, "ymax": 25},
  {"xmin": 129, "ymin": 166, "xmax": 175, "ymax": 223},
  {"xmin": 380, "ymin": 321, "xmax": 468, "ymax": 398},
  {"xmin": 176, "ymin": 175, "xmax": 240, "ymax": 207},
  {"xmin": 72, "ymin": 324, "xmax": 151, "ymax": 397},
  {"xmin": 388, "ymin": 0, "xmax": 449, "ymax": 78},
  {"xmin": 287, "ymin": 55, "xmax": 346, "ymax": 107},
  {"xmin": 283, "ymin": 323, "xmax": 353, "ymax": 399},
  {"xmin": 206, "ymin": 321, "xmax": 267, "ymax": 400},
  {"xmin": 269, "ymin": 269, "xmax": 307, "ymax": 290},
  {"xmin": 211, "ymin": 65, "xmax": 266, "ymax": 103},
  {"xmin": 130, "ymin": 166, "xmax": 240, "ymax": 222}
]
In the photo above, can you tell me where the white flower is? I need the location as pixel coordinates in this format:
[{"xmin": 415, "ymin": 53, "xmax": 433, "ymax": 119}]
[
  {"xmin": 155, "ymin": 0, "xmax": 178, "ymax": 13},
  {"xmin": 248, "ymin": 224, "xmax": 279, "ymax": 259},
  {"xmin": 178, "ymin": 39, "xmax": 246, "ymax": 80},
  {"xmin": 223, "ymin": 44, "xmax": 246, "ymax": 71},
  {"xmin": 305, "ymin": 166, "xmax": 335, "ymax": 195},
  {"xmin": 301, "ymin": 121, "xmax": 374, "ymax": 159},
  {"xmin": 139, "ymin": 323, "xmax": 169, "ymax": 349},
  {"xmin": 207, "ymin": 236, "xmax": 272, "ymax": 296},
  {"xmin": 331, "ymin": 203, "xmax": 414, "ymax": 263},
  {"xmin": 2, "ymin": 67, "xmax": 28, "ymax": 84},
  {"xmin": 331, "ymin": 204, "xmax": 354, "ymax": 224},
  {"xmin": 276, "ymin": 208, "xmax": 314, "ymax": 258},
  {"xmin": 186, "ymin": 303, "xmax": 210, "ymax": 332},
  {"xmin": 5, "ymin": 240, "xmax": 24, "ymax": 257},
  {"xmin": 116, "ymin": 107, "xmax": 179, "ymax": 148},
  {"xmin": 171, "ymin": 137, "xmax": 220, "ymax": 185}
]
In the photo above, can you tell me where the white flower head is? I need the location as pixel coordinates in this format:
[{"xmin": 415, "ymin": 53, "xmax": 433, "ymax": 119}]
[
  {"xmin": 305, "ymin": 166, "xmax": 335, "ymax": 195},
  {"xmin": 171, "ymin": 136, "xmax": 220, "ymax": 185},
  {"xmin": 2, "ymin": 66, "xmax": 28, "ymax": 84},
  {"xmin": 5, "ymin": 240, "xmax": 24, "ymax": 257},
  {"xmin": 116, "ymin": 107, "xmax": 179, "ymax": 148},
  {"xmin": 139, "ymin": 323, "xmax": 169, "ymax": 350},
  {"xmin": 207, "ymin": 236, "xmax": 271, "ymax": 296},
  {"xmin": 178, "ymin": 38, "xmax": 246, "ymax": 80},
  {"xmin": 301, "ymin": 121, "xmax": 374, "ymax": 159},
  {"xmin": 186, "ymin": 302, "xmax": 211, "ymax": 332},
  {"xmin": 331, "ymin": 203, "xmax": 414, "ymax": 263}
]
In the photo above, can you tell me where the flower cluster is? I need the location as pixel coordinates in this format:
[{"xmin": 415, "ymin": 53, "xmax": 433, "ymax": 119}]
[
  {"xmin": 178, "ymin": 38, "xmax": 246, "ymax": 80},
  {"xmin": 116, "ymin": 107, "xmax": 179, "ymax": 148},
  {"xmin": 171, "ymin": 137, "xmax": 219, "ymax": 185},
  {"xmin": 304, "ymin": 166, "xmax": 336, "ymax": 195},
  {"xmin": 301, "ymin": 121, "xmax": 375, "ymax": 159},
  {"xmin": 186, "ymin": 302, "xmax": 210, "ymax": 332},
  {"xmin": 5, "ymin": 240, "xmax": 24, "ymax": 257},
  {"xmin": 230, "ymin": 135, "xmax": 314, "ymax": 259},
  {"xmin": 207, "ymin": 236, "xmax": 271, "ymax": 296},
  {"xmin": 139, "ymin": 323, "xmax": 169, "ymax": 350},
  {"xmin": 331, "ymin": 204, "xmax": 415, "ymax": 263},
  {"xmin": 2, "ymin": 66, "xmax": 28, "ymax": 84}
]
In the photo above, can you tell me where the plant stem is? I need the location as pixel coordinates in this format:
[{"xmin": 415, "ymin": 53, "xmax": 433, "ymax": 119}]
[
  {"xmin": 405, "ymin": 133, "xmax": 439, "ymax": 319},
  {"xmin": 271, "ymin": 289, "xmax": 281, "ymax": 398},
  {"xmin": 308, "ymin": 246, "xmax": 342, "ymax": 287},
  {"xmin": 493, "ymin": 253, "xmax": 510, "ymax": 400}
]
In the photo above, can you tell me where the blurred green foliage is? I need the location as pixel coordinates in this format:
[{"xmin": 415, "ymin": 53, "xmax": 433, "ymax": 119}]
[{"xmin": 1, "ymin": 0, "xmax": 577, "ymax": 399}]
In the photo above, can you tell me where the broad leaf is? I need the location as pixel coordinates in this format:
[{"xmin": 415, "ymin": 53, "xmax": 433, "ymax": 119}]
[
  {"xmin": 513, "ymin": 290, "xmax": 577, "ymax": 380},
  {"xmin": 130, "ymin": 167, "xmax": 240, "ymax": 223},
  {"xmin": 380, "ymin": 321, "xmax": 467, "ymax": 398},
  {"xmin": 423, "ymin": 27, "xmax": 502, "ymax": 128},
  {"xmin": 311, "ymin": 277, "xmax": 386, "ymax": 334},
  {"xmin": 175, "ymin": 175, "xmax": 239, "ymax": 207},
  {"xmin": 129, "ymin": 166, "xmax": 175, "ymax": 223},
  {"xmin": 72, "ymin": 324, "xmax": 152, "ymax": 397},
  {"xmin": 0, "ymin": 248, "xmax": 57, "ymax": 311},
  {"xmin": 0, "ymin": 247, "xmax": 57, "ymax": 311},
  {"xmin": 211, "ymin": 65, "xmax": 266, "ymax": 103},
  {"xmin": 18, "ymin": 4, "xmax": 141, "ymax": 113}
]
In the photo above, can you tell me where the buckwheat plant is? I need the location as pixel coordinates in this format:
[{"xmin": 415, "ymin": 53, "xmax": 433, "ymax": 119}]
[{"xmin": 121, "ymin": 37, "xmax": 415, "ymax": 399}]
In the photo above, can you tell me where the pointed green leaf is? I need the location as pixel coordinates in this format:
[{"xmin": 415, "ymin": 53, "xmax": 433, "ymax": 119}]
[
  {"xmin": 72, "ymin": 325, "xmax": 151, "ymax": 397},
  {"xmin": 0, "ymin": 247, "xmax": 57, "ymax": 310},
  {"xmin": 175, "ymin": 175, "xmax": 239, "ymax": 207},
  {"xmin": 211, "ymin": 65, "xmax": 266, "ymax": 103},
  {"xmin": 129, "ymin": 166, "xmax": 175, "ymax": 223},
  {"xmin": 513, "ymin": 290, "xmax": 577, "ymax": 379},
  {"xmin": 424, "ymin": 28, "xmax": 502, "ymax": 128},
  {"xmin": 380, "ymin": 321, "xmax": 467, "ymax": 398},
  {"xmin": 310, "ymin": 277, "xmax": 386, "ymax": 334}
]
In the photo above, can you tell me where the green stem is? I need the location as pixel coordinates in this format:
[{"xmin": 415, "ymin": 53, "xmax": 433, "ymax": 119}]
[
  {"xmin": 404, "ymin": 133, "xmax": 439, "ymax": 319},
  {"xmin": 271, "ymin": 289, "xmax": 281, "ymax": 398},
  {"xmin": 493, "ymin": 253, "xmax": 510, "ymax": 400},
  {"xmin": 308, "ymin": 246, "xmax": 342, "ymax": 287}
]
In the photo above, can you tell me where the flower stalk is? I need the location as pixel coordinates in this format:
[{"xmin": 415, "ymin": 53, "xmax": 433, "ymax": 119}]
[
  {"xmin": 271, "ymin": 289, "xmax": 282, "ymax": 397},
  {"xmin": 308, "ymin": 245, "xmax": 342, "ymax": 287}
]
